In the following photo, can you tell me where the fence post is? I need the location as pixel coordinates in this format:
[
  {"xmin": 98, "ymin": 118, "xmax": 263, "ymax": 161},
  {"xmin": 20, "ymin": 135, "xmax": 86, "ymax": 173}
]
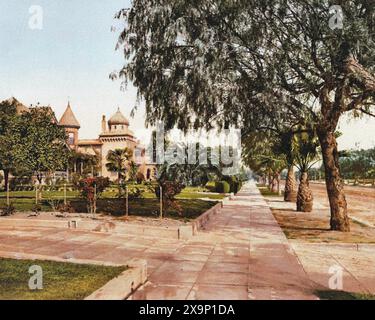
[
  {"xmin": 64, "ymin": 183, "xmax": 67, "ymax": 205},
  {"xmin": 35, "ymin": 185, "xmax": 38, "ymax": 205},
  {"xmin": 94, "ymin": 184, "xmax": 97, "ymax": 214},
  {"xmin": 6, "ymin": 180, "xmax": 10, "ymax": 206},
  {"xmin": 160, "ymin": 186, "xmax": 163, "ymax": 220},
  {"xmin": 125, "ymin": 185, "xmax": 129, "ymax": 217}
]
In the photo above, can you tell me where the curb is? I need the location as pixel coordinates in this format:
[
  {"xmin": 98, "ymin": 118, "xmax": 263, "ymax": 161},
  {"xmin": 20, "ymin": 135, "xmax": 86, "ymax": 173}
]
[{"xmin": 85, "ymin": 259, "xmax": 147, "ymax": 300}]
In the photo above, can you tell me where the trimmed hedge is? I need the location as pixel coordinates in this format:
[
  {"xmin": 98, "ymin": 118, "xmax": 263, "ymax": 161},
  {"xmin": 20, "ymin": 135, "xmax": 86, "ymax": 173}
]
[
  {"xmin": 205, "ymin": 181, "xmax": 216, "ymax": 192},
  {"xmin": 222, "ymin": 176, "xmax": 243, "ymax": 194},
  {"xmin": 215, "ymin": 181, "xmax": 231, "ymax": 193}
]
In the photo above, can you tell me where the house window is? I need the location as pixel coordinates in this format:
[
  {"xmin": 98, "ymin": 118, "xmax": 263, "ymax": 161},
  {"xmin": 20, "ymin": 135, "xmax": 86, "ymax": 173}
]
[{"xmin": 68, "ymin": 133, "xmax": 74, "ymax": 145}]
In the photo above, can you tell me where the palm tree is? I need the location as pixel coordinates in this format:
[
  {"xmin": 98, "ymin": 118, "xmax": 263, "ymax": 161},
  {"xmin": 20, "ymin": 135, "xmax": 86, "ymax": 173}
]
[
  {"xmin": 243, "ymin": 131, "xmax": 287, "ymax": 194},
  {"xmin": 158, "ymin": 142, "xmax": 222, "ymax": 186},
  {"xmin": 128, "ymin": 161, "xmax": 139, "ymax": 182},
  {"xmin": 106, "ymin": 148, "xmax": 133, "ymax": 183},
  {"xmin": 276, "ymin": 130, "xmax": 297, "ymax": 202},
  {"xmin": 292, "ymin": 128, "xmax": 320, "ymax": 213}
]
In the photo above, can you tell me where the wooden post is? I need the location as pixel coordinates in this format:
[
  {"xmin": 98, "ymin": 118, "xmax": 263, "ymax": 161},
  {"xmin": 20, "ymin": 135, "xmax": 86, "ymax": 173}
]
[
  {"xmin": 125, "ymin": 185, "xmax": 129, "ymax": 217},
  {"xmin": 64, "ymin": 183, "xmax": 67, "ymax": 205},
  {"xmin": 6, "ymin": 180, "xmax": 10, "ymax": 206},
  {"xmin": 160, "ymin": 186, "xmax": 163, "ymax": 219},
  {"xmin": 94, "ymin": 184, "xmax": 97, "ymax": 214},
  {"xmin": 35, "ymin": 185, "xmax": 38, "ymax": 204}
]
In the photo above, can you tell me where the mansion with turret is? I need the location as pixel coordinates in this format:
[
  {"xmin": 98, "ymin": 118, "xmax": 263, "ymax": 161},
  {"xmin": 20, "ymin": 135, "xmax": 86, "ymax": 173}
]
[
  {"xmin": 3, "ymin": 97, "xmax": 155, "ymax": 182},
  {"xmin": 58, "ymin": 102, "xmax": 156, "ymax": 181}
]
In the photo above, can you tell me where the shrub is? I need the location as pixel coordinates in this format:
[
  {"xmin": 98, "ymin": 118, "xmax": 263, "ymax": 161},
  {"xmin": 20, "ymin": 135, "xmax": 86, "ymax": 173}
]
[
  {"xmin": 48, "ymin": 199, "xmax": 62, "ymax": 212},
  {"xmin": 0, "ymin": 204, "xmax": 16, "ymax": 216},
  {"xmin": 119, "ymin": 184, "xmax": 145, "ymax": 201},
  {"xmin": 215, "ymin": 181, "xmax": 230, "ymax": 193},
  {"xmin": 136, "ymin": 172, "xmax": 146, "ymax": 184},
  {"xmin": 75, "ymin": 177, "xmax": 110, "ymax": 213},
  {"xmin": 155, "ymin": 181, "xmax": 185, "ymax": 216},
  {"xmin": 222, "ymin": 175, "xmax": 243, "ymax": 194},
  {"xmin": 128, "ymin": 187, "xmax": 144, "ymax": 200},
  {"xmin": 57, "ymin": 202, "xmax": 75, "ymax": 214},
  {"xmin": 205, "ymin": 181, "xmax": 216, "ymax": 192},
  {"xmin": 31, "ymin": 204, "xmax": 42, "ymax": 214}
]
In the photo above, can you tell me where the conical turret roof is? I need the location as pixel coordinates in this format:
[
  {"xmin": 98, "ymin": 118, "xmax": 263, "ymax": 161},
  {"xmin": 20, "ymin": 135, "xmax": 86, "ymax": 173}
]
[{"xmin": 59, "ymin": 102, "xmax": 80, "ymax": 128}]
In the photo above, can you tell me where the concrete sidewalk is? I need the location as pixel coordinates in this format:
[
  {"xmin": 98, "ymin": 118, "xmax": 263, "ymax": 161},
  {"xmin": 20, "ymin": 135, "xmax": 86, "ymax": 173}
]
[
  {"xmin": 132, "ymin": 181, "xmax": 317, "ymax": 300},
  {"xmin": 244, "ymin": 183, "xmax": 317, "ymax": 299},
  {"xmin": 0, "ymin": 181, "xmax": 318, "ymax": 300}
]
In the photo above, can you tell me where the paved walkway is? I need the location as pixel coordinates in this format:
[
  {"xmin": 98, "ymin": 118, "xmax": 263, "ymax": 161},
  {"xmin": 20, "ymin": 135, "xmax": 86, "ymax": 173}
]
[{"xmin": 0, "ymin": 182, "xmax": 317, "ymax": 300}]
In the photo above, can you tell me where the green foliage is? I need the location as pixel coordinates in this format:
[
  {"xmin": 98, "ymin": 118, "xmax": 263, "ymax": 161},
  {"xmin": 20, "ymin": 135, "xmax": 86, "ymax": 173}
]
[
  {"xmin": 155, "ymin": 181, "xmax": 185, "ymax": 216},
  {"xmin": 155, "ymin": 141, "xmax": 223, "ymax": 187},
  {"xmin": 105, "ymin": 148, "xmax": 133, "ymax": 182},
  {"xmin": 75, "ymin": 177, "xmax": 110, "ymax": 213},
  {"xmin": 136, "ymin": 172, "xmax": 146, "ymax": 184},
  {"xmin": 339, "ymin": 148, "xmax": 375, "ymax": 181},
  {"xmin": 68, "ymin": 151, "xmax": 99, "ymax": 176},
  {"xmin": 128, "ymin": 187, "xmax": 144, "ymax": 201},
  {"xmin": 242, "ymin": 131, "xmax": 287, "ymax": 181},
  {"xmin": 13, "ymin": 108, "xmax": 68, "ymax": 182},
  {"xmin": 291, "ymin": 127, "xmax": 321, "ymax": 173},
  {"xmin": 0, "ymin": 101, "xmax": 23, "ymax": 186},
  {"xmin": 0, "ymin": 204, "xmax": 16, "ymax": 216},
  {"xmin": 215, "ymin": 181, "xmax": 230, "ymax": 194},
  {"xmin": 115, "ymin": 1, "xmax": 374, "ymax": 133},
  {"xmin": 205, "ymin": 181, "xmax": 216, "ymax": 192},
  {"xmin": 31, "ymin": 204, "xmax": 42, "ymax": 214},
  {"xmin": 128, "ymin": 161, "xmax": 139, "ymax": 182},
  {"xmin": 118, "ymin": 183, "xmax": 145, "ymax": 200}
]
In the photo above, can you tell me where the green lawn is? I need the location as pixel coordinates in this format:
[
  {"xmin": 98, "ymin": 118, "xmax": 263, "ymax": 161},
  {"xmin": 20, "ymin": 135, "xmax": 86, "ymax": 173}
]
[
  {"xmin": 85, "ymin": 198, "xmax": 217, "ymax": 221},
  {"xmin": 0, "ymin": 185, "xmax": 225, "ymax": 200},
  {"xmin": 0, "ymin": 258, "xmax": 126, "ymax": 300},
  {"xmin": 258, "ymin": 186, "xmax": 283, "ymax": 197},
  {"xmin": 0, "ymin": 185, "xmax": 222, "ymax": 219},
  {"xmin": 0, "ymin": 197, "xmax": 217, "ymax": 221},
  {"xmin": 316, "ymin": 290, "xmax": 375, "ymax": 300}
]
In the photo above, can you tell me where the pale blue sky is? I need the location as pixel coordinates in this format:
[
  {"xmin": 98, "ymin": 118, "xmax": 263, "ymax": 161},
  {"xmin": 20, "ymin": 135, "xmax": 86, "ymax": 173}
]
[
  {"xmin": 0, "ymin": 0, "xmax": 149, "ymax": 140},
  {"xmin": 0, "ymin": 0, "xmax": 374, "ymax": 149}
]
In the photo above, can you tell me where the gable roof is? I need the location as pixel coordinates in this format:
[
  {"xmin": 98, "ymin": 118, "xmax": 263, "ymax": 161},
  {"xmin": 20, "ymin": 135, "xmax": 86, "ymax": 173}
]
[{"xmin": 3, "ymin": 97, "xmax": 30, "ymax": 114}]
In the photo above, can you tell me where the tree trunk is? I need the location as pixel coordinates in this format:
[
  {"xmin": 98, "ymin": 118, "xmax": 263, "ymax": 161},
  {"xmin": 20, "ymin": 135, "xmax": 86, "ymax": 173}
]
[
  {"xmin": 271, "ymin": 175, "xmax": 278, "ymax": 193},
  {"xmin": 3, "ymin": 169, "xmax": 9, "ymax": 192},
  {"xmin": 284, "ymin": 166, "xmax": 297, "ymax": 202},
  {"xmin": 297, "ymin": 171, "xmax": 313, "ymax": 212},
  {"xmin": 36, "ymin": 173, "xmax": 43, "ymax": 184},
  {"xmin": 318, "ymin": 130, "xmax": 350, "ymax": 231},
  {"xmin": 268, "ymin": 172, "xmax": 272, "ymax": 190}
]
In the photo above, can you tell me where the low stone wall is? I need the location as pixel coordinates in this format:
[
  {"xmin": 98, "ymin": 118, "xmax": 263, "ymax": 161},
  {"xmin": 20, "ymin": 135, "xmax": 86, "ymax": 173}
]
[
  {"xmin": 191, "ymin": 202, "xmax": 223, "ymax": 236},
  {"xmin": 0, "ymin": 217, "xmax": 182, "ymax": 239},
  {"xmin": 0, "ymin": 199, "xmax": 227, "ymax": 240}
]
